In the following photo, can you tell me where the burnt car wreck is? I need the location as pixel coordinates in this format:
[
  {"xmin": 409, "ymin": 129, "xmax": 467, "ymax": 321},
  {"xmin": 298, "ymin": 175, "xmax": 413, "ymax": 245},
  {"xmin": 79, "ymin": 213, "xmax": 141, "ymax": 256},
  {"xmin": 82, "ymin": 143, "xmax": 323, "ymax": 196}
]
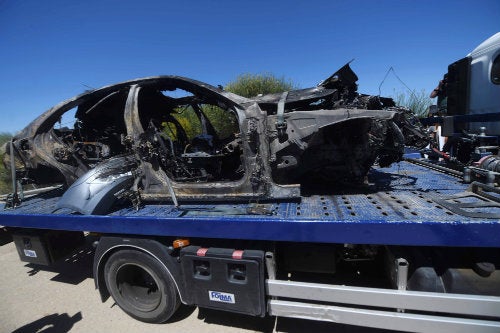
[{"xmin": 4, "ymin": 64, "xmax": 428, "ymax": 214}]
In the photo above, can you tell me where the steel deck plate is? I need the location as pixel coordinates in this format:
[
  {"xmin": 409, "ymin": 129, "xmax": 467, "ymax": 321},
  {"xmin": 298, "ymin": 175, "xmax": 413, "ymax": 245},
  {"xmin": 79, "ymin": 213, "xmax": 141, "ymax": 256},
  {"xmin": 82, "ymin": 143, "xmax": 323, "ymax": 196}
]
[{"xmin": 1, "ymin": 161, "xmax": 500, "ymax": 247}]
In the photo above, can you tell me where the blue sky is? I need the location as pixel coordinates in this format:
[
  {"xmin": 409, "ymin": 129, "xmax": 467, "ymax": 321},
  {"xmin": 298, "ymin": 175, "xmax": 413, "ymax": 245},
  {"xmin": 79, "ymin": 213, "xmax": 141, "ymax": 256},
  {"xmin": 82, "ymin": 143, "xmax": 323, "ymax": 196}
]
[{"xmin": 0, "ymin": 0, "xmax": 498, "ymax": 133}]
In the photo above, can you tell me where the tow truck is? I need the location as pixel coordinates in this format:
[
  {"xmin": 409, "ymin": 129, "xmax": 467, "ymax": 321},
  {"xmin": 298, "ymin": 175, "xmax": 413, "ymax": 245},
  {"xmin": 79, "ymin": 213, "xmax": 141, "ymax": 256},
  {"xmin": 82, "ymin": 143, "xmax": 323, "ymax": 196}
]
[
  {"xmin": 1, "ymin": 155, "xmax": 499, "ymax": 332},
  {"xmin": 1, "ymin": 33, "xmax": 500, "ymax": 333}
]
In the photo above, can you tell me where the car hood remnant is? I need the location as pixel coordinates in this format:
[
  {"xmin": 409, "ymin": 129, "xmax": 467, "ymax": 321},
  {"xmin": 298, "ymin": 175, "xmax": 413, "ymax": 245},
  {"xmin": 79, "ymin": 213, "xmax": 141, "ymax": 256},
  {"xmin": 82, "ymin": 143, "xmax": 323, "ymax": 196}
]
[{"xmin": 3, "ymin": 64, "xmax": 428, "ymax": 214}]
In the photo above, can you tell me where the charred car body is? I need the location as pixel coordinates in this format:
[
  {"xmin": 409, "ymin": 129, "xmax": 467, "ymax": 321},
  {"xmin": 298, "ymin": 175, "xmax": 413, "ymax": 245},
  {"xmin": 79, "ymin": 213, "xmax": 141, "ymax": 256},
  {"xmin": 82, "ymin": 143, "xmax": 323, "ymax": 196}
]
[{"xmin": 4, "ymin": 64, "xmax": 428, "ymax": 214}]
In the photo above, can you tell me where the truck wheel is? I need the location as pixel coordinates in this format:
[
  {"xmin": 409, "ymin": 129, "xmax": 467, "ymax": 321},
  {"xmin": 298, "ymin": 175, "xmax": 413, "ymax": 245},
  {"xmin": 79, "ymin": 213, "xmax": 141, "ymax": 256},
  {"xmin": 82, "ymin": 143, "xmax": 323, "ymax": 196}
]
[{"xmin": 103, "ymin": 249, "xmax": 180, "ymax": 323}]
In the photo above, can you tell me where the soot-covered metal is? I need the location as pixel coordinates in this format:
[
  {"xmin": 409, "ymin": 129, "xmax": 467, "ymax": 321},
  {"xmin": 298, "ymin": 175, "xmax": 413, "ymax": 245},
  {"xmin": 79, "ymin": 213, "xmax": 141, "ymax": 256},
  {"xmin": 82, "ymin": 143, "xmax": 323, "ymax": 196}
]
[{"xmin": 3, "ymin": 64, "xmax": 429, "ymax": 214}]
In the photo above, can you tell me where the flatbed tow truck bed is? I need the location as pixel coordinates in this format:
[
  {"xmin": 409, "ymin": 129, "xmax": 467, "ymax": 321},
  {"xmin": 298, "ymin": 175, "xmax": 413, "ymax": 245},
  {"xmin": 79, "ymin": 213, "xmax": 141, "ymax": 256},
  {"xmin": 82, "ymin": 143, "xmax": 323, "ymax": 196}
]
[
  {"xmin": 1, "ymin": 160, "xmax": 499, "ymax": 247},
  {"xmin": 1, "ymin": 160, "xmax": 500, "ymax": 333}
]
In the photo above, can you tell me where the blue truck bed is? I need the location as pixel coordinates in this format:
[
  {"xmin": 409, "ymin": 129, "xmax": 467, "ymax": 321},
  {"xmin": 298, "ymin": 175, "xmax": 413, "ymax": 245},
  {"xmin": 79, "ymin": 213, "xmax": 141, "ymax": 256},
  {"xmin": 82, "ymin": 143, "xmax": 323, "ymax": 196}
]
[{"xmin": 1, "ymin": 161, "xmax": 500, "ymax": 248}]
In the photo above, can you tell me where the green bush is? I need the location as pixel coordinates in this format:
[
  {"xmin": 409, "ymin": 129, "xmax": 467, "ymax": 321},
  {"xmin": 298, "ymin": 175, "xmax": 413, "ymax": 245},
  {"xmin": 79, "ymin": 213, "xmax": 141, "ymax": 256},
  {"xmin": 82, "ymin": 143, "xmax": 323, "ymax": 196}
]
[
  {"xmin": 225, "ymin": 73, "xmax": 298, "ymax": 98},
  {"xmin": 393, "ymin": 89, "xmax": 432, "ymax": 118}
]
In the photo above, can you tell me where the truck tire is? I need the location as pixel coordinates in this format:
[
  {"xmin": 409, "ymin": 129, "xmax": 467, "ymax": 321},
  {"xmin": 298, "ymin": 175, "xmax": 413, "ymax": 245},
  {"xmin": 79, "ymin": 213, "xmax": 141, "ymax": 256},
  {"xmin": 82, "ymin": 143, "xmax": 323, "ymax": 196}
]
[{"xmin": 103, "ymin": 249, "xmax": 180, "ymax": 323}]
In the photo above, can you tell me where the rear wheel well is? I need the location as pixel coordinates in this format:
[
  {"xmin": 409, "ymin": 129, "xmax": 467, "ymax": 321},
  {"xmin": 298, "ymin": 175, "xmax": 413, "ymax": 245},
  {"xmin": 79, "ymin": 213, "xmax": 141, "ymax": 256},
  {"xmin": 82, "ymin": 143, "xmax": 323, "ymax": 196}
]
[
  {"xmin": 102, "ymin": 248, "xmax": 180, "ymax": 323},
  {"xmin": 94, "ymin": 237, "xmax": 185, "ymax": 306}
]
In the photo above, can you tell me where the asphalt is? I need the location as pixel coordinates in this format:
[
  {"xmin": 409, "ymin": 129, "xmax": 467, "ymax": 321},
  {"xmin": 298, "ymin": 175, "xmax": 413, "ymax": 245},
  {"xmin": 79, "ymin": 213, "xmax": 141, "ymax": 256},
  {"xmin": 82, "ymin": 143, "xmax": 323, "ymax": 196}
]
[{"xmin": 0, "ymin": 234, "xmax": 389, "ymax": 333}]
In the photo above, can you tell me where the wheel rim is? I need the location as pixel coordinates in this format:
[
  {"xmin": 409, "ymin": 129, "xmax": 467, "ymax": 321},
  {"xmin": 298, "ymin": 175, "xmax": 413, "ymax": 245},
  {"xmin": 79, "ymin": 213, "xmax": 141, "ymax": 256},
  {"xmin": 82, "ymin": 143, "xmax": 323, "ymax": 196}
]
[{"xmin": 115, "ymin": 263, "xmax": 162, "ymax": 312}]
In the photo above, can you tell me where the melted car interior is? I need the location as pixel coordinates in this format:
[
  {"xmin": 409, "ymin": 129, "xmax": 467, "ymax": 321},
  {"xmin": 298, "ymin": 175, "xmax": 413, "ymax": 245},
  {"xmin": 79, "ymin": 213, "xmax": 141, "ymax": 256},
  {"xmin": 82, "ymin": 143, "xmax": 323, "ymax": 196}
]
[
  {"xmin": 51, "ymin": 89, "xmax": 129, "ymax": 173},
  {"xmin": 50, "ymin": 84, "xmax": 244, "ymax": 184},
  {"xmin": 136, "ymin": 86, "xmax": 244, "ymax": 182}
]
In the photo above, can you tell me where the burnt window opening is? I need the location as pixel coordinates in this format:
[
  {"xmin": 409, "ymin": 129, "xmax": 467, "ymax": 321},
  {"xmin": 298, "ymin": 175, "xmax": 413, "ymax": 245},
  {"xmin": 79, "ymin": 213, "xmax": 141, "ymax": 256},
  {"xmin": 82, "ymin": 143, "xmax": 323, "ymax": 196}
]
[
  {"xmin": 492, "ymin": 54, "xmax": 500, "ymax": 85},
  {"xmin": 137, "ymin": 87, "xmax": 243, "ymax": 183},
  {"xmin": 51, "ymin": 90, "xmax": 128, "ymax": 169}
]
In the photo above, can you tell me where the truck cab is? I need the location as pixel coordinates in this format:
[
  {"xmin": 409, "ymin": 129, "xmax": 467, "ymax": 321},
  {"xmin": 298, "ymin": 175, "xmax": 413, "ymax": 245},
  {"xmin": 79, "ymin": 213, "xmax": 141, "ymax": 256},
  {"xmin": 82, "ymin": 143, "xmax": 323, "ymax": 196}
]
[{"xmin": 446, "ymin": 32, "xmax": 500, "ymax": 135}]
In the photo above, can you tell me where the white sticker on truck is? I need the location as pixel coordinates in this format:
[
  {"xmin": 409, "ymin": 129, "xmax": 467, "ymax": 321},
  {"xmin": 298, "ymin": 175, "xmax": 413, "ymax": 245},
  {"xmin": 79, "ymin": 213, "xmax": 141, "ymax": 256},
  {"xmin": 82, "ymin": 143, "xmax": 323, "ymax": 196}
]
[
  {"xmin": 208, "ymin": 291, "xmax": 235, "ymax": 304},
  {"xmin": 23, "ymin": 249, "xmax": 37, "ymax": 258}
]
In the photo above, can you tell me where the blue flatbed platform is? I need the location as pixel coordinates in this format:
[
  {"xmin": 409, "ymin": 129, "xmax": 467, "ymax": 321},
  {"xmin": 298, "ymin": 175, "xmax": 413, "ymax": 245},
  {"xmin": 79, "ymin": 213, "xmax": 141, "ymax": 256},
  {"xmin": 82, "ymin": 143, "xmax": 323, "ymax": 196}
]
[{"xmin": 1, "ymin": 161, "xmax": 500, "ymax": 248}]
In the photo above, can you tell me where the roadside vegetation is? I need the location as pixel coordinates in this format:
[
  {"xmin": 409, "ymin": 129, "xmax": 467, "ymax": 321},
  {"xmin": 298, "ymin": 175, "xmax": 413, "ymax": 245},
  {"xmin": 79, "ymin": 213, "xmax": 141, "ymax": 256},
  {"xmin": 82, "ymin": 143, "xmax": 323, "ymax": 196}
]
[
  {"xmin": 393, "ymin": 89, "xmax": 433, "ymax": 118},
  {"xmin": 225, "ymin": 73, "xmax": 298, "ymax": 98}
]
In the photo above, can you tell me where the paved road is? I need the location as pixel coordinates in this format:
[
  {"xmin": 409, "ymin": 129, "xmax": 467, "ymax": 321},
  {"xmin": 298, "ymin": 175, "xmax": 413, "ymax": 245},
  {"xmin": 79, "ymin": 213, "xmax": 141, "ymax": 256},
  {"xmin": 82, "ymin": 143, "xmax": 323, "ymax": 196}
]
[{"xmin": 0, "ymin": 234, "xmax": 386, "ymax": 333}]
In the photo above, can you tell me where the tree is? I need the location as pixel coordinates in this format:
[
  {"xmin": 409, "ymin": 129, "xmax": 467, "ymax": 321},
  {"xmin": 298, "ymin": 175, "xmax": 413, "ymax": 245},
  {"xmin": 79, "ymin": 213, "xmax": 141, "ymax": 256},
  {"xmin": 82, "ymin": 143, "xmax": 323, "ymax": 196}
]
[
  {"xmin": 225, "ymin": 73, "xmax": 299, "ymax": 98},
  {"xmin": 393, "ymin": 89, "xmax": 433, "ymax": 118}
]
